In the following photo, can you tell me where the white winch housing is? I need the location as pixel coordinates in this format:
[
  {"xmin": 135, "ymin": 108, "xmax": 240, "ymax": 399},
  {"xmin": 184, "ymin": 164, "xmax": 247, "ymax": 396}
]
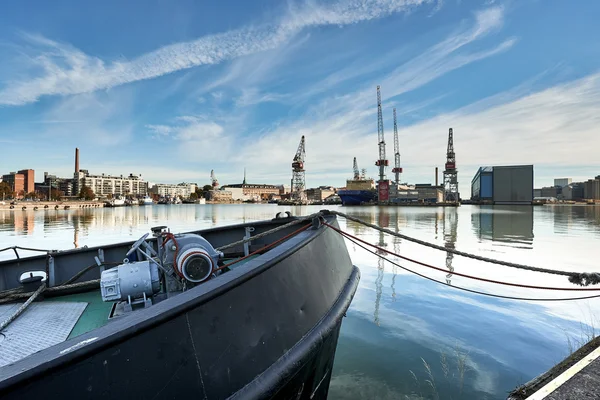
[{"xmin": 100, "ymin": 260, "xmax": 161, "ymax": 302}]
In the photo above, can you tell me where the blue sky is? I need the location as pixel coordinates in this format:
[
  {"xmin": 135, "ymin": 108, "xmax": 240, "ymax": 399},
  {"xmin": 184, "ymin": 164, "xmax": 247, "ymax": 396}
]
[{"xmin": 0, "ymin": 0, "xmax": 599, "ymax": 194}]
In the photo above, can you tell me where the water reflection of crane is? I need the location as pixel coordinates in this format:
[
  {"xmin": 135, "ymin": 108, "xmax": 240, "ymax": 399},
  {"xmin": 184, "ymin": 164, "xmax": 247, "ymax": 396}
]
[
  {"xmin": 374, "ymin": 210, "xmax": 389, "ymax": 326},
  {"xmin": 443, "ymin": 208, "xmax": 458, "ymax": 285},
  {"xmin": 391, "ymin": 212, "xmax": 401, "ymax": 302}
]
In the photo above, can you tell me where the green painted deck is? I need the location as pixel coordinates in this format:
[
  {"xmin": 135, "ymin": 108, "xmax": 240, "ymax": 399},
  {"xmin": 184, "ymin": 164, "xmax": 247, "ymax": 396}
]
[
  {"xmin": 45, "ymin": 255, "xmax": 259, "ymax": 339},
  {"xmin": 46, "ymin": 291, "xmax": 113, "ymax": 339}
]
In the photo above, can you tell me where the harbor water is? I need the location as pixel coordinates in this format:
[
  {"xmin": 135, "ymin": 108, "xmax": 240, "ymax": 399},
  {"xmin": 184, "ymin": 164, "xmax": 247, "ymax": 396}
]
[{"xmin": 1, "ymin": 204, "xmax": 599, "ymax": 399}]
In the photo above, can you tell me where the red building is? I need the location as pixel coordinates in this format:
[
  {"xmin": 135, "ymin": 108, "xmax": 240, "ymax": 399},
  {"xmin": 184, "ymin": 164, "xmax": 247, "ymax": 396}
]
[
  {"xmin": 18, "ymin": 169, "xmax": 35, "ymax": 194},
  {"xmin": 2, "ymin": 169, "xmax": 34, "ymax": 198}
]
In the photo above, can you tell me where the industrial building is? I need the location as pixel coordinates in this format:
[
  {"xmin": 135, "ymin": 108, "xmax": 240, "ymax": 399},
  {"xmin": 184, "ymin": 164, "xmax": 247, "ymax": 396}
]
[
  {"xmin": 471, "ymin": 165, "xmax": 534, "ymax": 205},
  {"xmin": 305, "ymin": 187, "xmax": 336, "ymax": 202},
  {"xmin": 584, "ymin": 176, "xmax": 600, "ymax": 200}
]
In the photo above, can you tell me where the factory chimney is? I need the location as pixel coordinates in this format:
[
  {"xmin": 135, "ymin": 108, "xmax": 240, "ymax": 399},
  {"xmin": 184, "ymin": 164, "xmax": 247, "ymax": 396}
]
[
  {"xmin": 75, "ymin": 147, "xmax": 80, "ymax": 174},
  {"xmin": 435, "ymin": 167, "xmax": 438, "ymax": 186}
]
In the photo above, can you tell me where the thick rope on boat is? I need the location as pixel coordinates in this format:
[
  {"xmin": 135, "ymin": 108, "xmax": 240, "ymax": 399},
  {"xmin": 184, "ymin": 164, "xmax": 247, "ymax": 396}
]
[
  {"xmin": 327, "ymin": 210, "xmax": 600, "ymax": 286},
  {"xmin": 215, "ymin": 212, "xmax": 320, "ymax": 252},
  {"xmin": 0, "ymin": 283, "xmax": 46, "ymax": 332},
  {"xmin": 0, "ymin": 280, "xmax": 100, "ymax": 304},
  {"xmin": 0, "ymin": 246, "xmax": 51, "ymax": 254}
]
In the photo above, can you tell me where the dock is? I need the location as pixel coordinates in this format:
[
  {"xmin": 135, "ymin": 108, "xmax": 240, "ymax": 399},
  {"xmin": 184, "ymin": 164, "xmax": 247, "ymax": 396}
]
[
  {"xmin": 0, "ymin": 201, "xmax": 104, "ymax": 211},
  {"xmin": 509, "ymin": 336, "xmax": 600, "ymax": 399}
]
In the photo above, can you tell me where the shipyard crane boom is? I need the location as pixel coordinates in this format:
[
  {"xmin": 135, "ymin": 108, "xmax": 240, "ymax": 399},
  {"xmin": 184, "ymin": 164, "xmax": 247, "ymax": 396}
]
[
  {"xmin": 391, "ymin": 107, "xmax": 402, "ymax": 186},
  {"xmin": 374, "ymin": 86, "xmax": 388, "ymax": 182},
  {"xmin": 443, "ymin": 128, "xmax": 459, "ymax": 203},
  {"xmin": 291, "ymin": 135, "xmax": 306, "ymax": 201},
  {"xmin": 210, "ymin": 169, "xmax": 219, "ymax": 188},
  {"xmin": 353, "ymin": 157, "xmax": 360, "ymax": 180}
]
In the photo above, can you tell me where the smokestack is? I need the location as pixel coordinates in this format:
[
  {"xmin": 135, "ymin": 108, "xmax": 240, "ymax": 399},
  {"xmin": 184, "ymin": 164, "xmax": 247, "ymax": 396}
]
[
  {"xmin": 435, "ymin": 167, "xmax": 438, "ymax": 186},
  {"xmin": 75, "ymin": 148, "xmax": 79, "ymax": 174}
]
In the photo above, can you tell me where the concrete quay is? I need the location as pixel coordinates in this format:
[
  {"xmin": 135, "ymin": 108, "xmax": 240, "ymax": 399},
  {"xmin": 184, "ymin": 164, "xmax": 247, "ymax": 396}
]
[{"xmin": 0, "ymin": 201, "xmax": 104, "ymax": 211}]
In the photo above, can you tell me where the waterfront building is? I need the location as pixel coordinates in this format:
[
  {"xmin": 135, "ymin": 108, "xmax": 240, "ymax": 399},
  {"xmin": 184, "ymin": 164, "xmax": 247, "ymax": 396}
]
[
  {"xmin": 554, "ymin": 178, "xmax": 572, "ymax": 187},
  {"xmin": 562, "ymin": 183, "xmax": 585, "ymax": 201},
  {"xmin": 1, "ymin": 172, "xmax": 25, "ymax": 198},
  {"xmin": 221, "ymin": 183, "xmax": 280, "ymax": 200},
  {"xmin": 149, "ymin": 182, "xmax": 196, "ymax": 198},
  {"xmin": 207, "ymin": 189, "xmax": 233, "ymax": 202},
  {"xmin": 79, "ymin": 170, "xmax": 148, "ymax": 197},
  {"xmin": 471, "ymin": 165, "xmax": 534, "ymax": 205},
  {"xmin": 306, "ymin": 187, "xmax": 336, "ymax": 202},
  {"xmin": 1, "ymin": 169, "xmax": 34, "ymax": 198},
  {"xmin": 583, "ymin": 176, "xmax": 600, "ymax": 200}
]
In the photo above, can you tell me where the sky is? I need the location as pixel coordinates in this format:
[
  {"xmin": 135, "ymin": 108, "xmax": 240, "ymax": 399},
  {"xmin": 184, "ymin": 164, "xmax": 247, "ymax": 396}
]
[{"xmin": 0, "ymin": 0, "xmax": 599, "ymax": 195}]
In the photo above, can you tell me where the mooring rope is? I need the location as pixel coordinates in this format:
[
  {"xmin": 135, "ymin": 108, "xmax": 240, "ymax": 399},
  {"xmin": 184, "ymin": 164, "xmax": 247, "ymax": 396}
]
[
  {"xmin": 0, "ymin": 246, "xmax": 51, "ymax": 254},
  {"xmin": 215, "ymin": 212, "xmax": 320, "ymax": 252},
  {"xmin": 0, "ymin": 283, "xmax": 46, "ymax": 332},
  {"xmin": 325, "ymin": 222, "xmax": 600, "ymax": 292},
  {"xmin": 327, "ymin": 210, "xmax": 600, "ymax": 286},
  {"xmin": 342, "ymin": 231, "xmax": 600, "ymax": 302}
]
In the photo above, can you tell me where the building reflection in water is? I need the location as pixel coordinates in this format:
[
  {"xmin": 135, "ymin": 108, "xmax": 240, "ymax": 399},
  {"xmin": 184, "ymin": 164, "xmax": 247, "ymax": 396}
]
[
  {"xmin": 443, "ymin": 208, "xmax": 458, "ymax": 285},
  {"xmin": 553, "ymin": 205, "xmax": 600, "ymax": 235},
  {"xmin": 472, "ymin": 205, "xmax": 534, "ymax": 248}
]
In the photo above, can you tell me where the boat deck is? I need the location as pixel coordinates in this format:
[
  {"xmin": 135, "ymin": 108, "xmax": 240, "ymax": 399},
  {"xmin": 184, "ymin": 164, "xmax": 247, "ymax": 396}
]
[
  {"xmin": 0, "ymin": 255, "xmax": 259, "ymax": 367},
  {"xmin": 509, "ymin": 336, "xmax": 600, "ymax": 399}
]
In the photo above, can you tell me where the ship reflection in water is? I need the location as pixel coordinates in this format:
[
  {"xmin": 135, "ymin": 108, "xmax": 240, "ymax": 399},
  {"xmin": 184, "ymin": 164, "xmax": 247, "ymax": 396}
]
[{"xmin": 2, "ymin": 205, "xmax": 600, "ymax": 399}]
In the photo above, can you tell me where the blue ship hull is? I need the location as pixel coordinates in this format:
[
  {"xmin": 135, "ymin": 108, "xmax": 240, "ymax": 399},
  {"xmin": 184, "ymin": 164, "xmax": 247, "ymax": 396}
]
[{"xmin": 337, "ymin": 190, "xmax": 376, "ymax": 205}]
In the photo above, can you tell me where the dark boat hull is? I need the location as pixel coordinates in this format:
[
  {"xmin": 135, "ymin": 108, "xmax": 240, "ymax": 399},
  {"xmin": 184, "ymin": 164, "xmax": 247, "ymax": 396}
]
[
  {"xmin": 337, "ymin": 190, "xmax": 376, "ymax": 205},
  {"xmin": 0, "ymin": 215, "xmax": 359, "ymax": 399}
]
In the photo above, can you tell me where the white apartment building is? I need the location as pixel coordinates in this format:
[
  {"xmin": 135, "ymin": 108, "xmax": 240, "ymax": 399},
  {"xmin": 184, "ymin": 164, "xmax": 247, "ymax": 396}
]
[
  {"xmin": 79, "ymin": 171, "xmax": 148, "ymax": 197},
  {"xmin": 150, "ymin": 182, "xmax": 197, "ymax": 198}
]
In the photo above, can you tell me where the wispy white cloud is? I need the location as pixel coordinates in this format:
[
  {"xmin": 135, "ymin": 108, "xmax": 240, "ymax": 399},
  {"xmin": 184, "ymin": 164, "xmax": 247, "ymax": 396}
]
[
  {"xmin": 146, "ymin": 124, "xmax": 173, "ymax": 138},
  {"xmin": 217, "ymin": 6, "xmax": 515, "ymax": 185},
  {"xmin": 0, "ymin": 0, "xmax": 439, "ymax": 106},
  {"xmin": 145, "ymin": 116, "xmax": 231, "ymax": 164},
  {"xmin": 39, "ymin": 91, "xmax": 135, "ymax": 147}
]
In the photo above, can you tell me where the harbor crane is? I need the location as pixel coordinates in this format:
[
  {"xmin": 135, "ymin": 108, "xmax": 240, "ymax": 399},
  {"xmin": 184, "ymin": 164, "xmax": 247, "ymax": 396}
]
[
  {"xmin": 374, "ymin": 85, "xmax": 389, "ymax": 201},
  {"xmin": 291, "ymin": 135, "xmax": 307, "ymax": 202},
  {"xmin": 443, "ymin": 128, "xmax": 459, "ymax": 203},
  {"xmin": 353, "ymin": 157, "xmax": 360, "ymax": 180},
  {"xmin": 374, "ymin": 86, "xmax": 389, "ymax": 181},
  {"xmin": 391, "ymin": 108, "xmax": 402, "ymax": 186},
  {"xmin": 211, "ymin": 169, "xmax": 219, "ymax": 188}
]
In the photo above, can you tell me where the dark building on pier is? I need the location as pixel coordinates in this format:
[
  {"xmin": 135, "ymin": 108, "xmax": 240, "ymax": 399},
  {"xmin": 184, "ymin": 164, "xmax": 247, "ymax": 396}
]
[{"xmin": 471, "ymin": 165, "xmax": 534, "ymax": 205}]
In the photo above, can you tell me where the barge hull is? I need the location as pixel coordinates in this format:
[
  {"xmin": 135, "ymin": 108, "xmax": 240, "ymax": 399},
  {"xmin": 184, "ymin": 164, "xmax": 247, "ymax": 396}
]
[{"xmin": 0, "ymin": 216, "xmax": 359, "ymax": 399}]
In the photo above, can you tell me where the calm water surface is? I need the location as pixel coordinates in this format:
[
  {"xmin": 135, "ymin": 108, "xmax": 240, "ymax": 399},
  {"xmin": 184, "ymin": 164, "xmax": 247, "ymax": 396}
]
[{"xmin": 1, "ymin": 204, "xmax": 599, "ymax": 399}]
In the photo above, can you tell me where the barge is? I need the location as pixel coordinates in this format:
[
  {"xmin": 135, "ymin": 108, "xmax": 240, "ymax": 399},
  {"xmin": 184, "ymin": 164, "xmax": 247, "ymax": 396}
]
[{"xmin": 0, "ymin": 212, "xmax": 359, "ymax": 399}]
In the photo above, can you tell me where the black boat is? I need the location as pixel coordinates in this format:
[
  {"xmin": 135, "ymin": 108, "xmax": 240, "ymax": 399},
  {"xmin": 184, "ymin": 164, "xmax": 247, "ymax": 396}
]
[{"xmin": 0, "ymin": 211, "xmax": 359, "ymax": 399}]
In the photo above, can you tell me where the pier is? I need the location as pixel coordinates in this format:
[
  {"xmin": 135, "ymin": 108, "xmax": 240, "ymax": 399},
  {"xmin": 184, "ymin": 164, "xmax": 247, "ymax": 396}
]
[
  {"xmin": 0, "ymin": 201, "xmax": 104, "ymax": 211},
  {"xmin": 509, "ymin": 336, "xmax": 600, "ymax": 399}
]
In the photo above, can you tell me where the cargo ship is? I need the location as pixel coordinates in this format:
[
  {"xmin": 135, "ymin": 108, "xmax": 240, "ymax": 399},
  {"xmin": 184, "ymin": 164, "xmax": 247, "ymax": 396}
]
[{"xmin": 337, "ymin": 159, "xmax": 377, "ymax": 205}]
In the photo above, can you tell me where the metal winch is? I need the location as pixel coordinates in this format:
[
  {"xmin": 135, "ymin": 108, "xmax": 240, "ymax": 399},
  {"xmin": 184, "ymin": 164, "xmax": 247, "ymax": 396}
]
[
  {"xmin": 162, "ymin": 233, "xmax": 222, "ymax": 284},
  {"xmin": 99, "ymin": 227, "xmax": 223, "ymax": 315}
]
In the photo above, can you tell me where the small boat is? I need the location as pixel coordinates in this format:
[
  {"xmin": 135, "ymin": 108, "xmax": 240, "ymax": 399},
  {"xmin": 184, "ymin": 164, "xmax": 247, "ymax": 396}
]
[
  {"xmin": 139, "ymin": 196, "xmax": 154, "ymax": 205},
  {"xmin": 104, "ymin": 197, "xmax": 126, "ymax": 207},
  {"xmin": 0, "ymin": 212, "xmax": 359, "ymax": 399}
]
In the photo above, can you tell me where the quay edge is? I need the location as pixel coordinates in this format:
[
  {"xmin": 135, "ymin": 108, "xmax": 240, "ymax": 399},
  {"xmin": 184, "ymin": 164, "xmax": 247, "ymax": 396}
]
[{"xmin": 508, "ymin": 336, "xmax": 600, "ymax": 399}]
